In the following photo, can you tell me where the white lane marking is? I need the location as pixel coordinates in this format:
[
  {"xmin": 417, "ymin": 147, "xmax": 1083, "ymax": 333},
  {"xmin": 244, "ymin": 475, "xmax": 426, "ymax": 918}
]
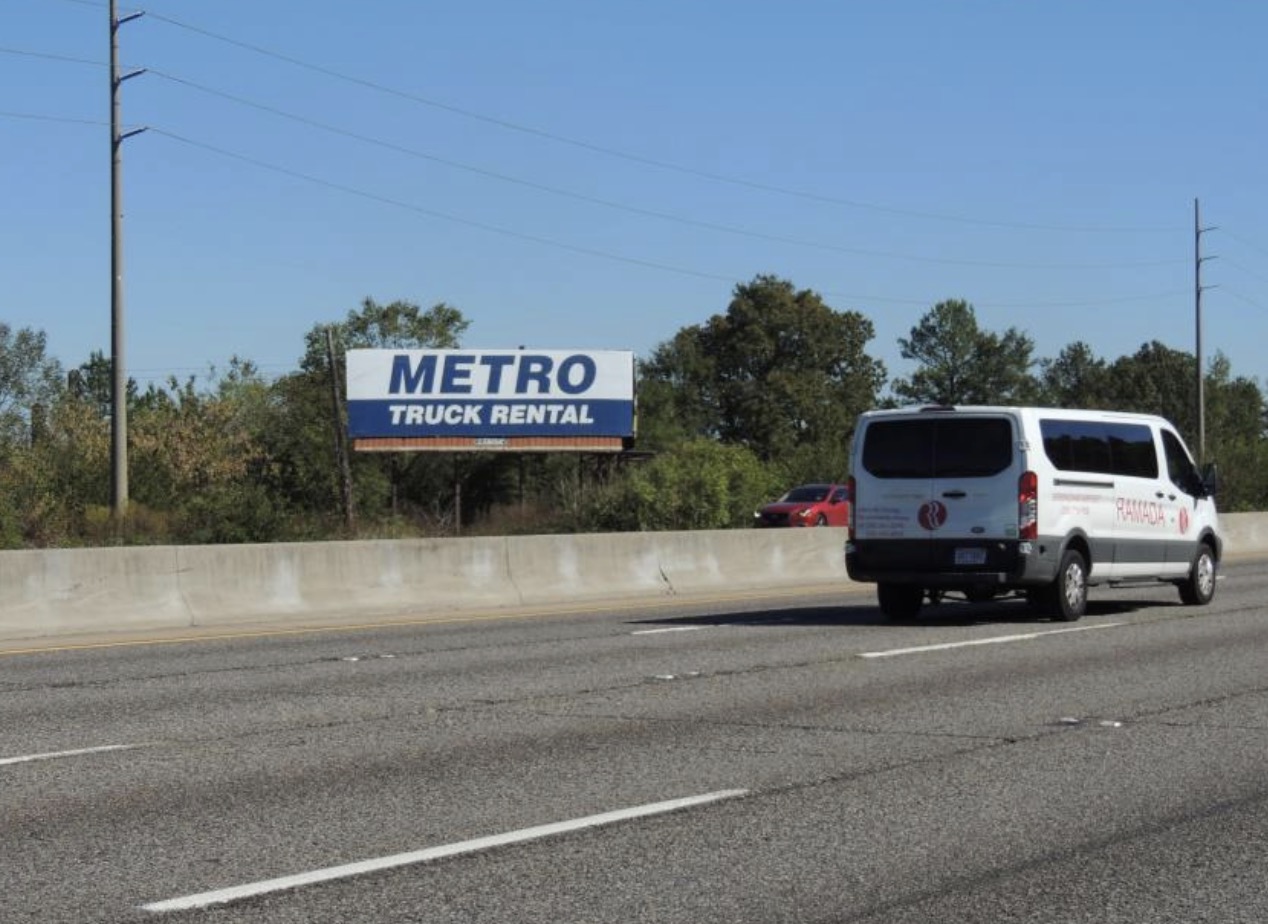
[
  {"xmin": 631, "ymin": 626, "xmax": 709, "ymax": 635},
  {"xmin": 141, "ymin": 789, "xmax": 749, "ymax": 913},
  {"xmin": 0, "ymin": 744, "xmax": 143, "ymax": 767},
  {"xmin": 858, "ymin": 622, "xmax": 1125, "ymax": 659}
]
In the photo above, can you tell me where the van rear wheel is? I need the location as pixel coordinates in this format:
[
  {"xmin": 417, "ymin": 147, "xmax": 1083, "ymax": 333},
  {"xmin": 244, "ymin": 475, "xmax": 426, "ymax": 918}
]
[
  {"xmin": 878, "ymin": 583, "xmax": 923, "ymax": 621},
  {"xmin": 1042, "ymin": 548, "xmax": 1088, "ymax": 621},
  {"xmin": 1179, "ymin": 543, "xmax": 1216, "ymax": 605}
]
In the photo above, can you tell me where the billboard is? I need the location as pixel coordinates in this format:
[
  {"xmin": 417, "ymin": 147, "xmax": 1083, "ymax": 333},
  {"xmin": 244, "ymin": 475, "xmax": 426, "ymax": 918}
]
[{"xmin": 346, "ymin": 349, "xmax": 635, "ymax": 450}]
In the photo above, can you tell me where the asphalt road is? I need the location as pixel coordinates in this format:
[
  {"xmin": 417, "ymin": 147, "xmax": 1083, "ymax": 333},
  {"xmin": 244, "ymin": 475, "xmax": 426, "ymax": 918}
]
[{"xmin": 2, "ymin": 562, "xmax": 1267, "ymax": 923}]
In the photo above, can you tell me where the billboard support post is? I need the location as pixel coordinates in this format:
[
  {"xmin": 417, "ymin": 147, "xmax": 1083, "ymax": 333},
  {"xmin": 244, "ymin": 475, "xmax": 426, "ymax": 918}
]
[{"xmin": 326, "ymin": 328, "xmax": 355, "ymax": 529}]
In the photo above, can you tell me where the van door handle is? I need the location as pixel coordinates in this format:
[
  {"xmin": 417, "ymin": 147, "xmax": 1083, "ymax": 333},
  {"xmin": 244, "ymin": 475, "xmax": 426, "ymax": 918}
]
[{"xmin": 942, "ymin": 490, "xmax": 966, "ymax": 499}]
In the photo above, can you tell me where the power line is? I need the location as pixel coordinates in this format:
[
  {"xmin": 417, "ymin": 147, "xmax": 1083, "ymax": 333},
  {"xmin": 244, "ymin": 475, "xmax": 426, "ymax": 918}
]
[
  {"xmin": 0, "ymin": 112, "xmax": 1187, "ymax": 309},
  {"xmin": 123, "ymin": 8, "xmax": 1177, "ymax": 235},
  {"xmin": 1221, "ymin": 229, "xmax": 1268, "ymax": 258},
  {"xmin": 967, "ymin": 290, "xmax": 1189, "ymax": 310},
  {"xmin": 1, "ymin": 12, "xmax": 1205, "ymax": 310},
  {"xmin": 140, "ymin": 70, "xmax": 1183, "ymax": 273},
  {"xmin": 0, "ymin": 108, "xmax": 107, "ymax": 127},
  {"xmin": 1222, "ymin": 259, "xmax": 1268, "ymax": 285},
  {"xmin": 0, "ymin": 113, "xmax": 1193, "ymax": 306},
  {"xmin": 4, "ymin": 43, "xmax": 1185, "ymax": 267},
  {"xmin": 147, "ymin": 126, "xmax": 741, "ymax": 286},
  {"xmin": 145, "ymin": 125, "xmax": 1186, "ymax": 311},
  {"xmin": 1222, "ymin": 288, "xmax": 1268, "ymax": 313},
  {"xmin": 0, "ymin": 45, "xmax": 104, "ymax": 67},
  {"xmin": 6, "ymin": 21, "xmax": 1192, "ymax": 245}
]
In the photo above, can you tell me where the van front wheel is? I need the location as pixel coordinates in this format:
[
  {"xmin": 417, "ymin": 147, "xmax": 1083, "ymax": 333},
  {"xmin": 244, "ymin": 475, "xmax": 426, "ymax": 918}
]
[
  {"xmin": 1179, "ymin": 544, "xmax": 1217, "ymax": 606},
  {"xmin": 878, "ymin": 583, "xmax": 923, "ymax": 621},
  {"xmin": 1042, "ymin": 549, "xmax": 1088, "ymax": 621}
]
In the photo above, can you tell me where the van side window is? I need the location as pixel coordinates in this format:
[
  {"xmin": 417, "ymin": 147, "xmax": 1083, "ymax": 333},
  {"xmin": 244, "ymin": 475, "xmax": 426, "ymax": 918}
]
[
  {"xmin": 1039, "ymin": 420, "xmax": 1158, "ymax": 478},
  {"xmin": 861, "ymin": 418, "xmax": 1012, "ymax": 479},
  {"xmin": 1161, "ymin": 429, "xmax": 1200, "ymax": 495},
  {"xmin": 1107, "ymin": 423, "xmax": 1159, "ymax": 479},
  {"xmin": 1040, "ymin": 420, "xmax": 1111, "ymax": 473}
]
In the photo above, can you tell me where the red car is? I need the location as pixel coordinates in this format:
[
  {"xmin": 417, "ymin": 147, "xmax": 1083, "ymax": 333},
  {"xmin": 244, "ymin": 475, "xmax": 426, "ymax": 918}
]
[{"xmin": 754, "ymin": 483, "xmax": 850, "ymax": 528}]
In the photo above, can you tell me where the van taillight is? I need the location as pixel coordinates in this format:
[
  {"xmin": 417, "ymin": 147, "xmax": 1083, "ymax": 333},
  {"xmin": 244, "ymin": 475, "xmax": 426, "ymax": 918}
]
[
  {"xmin": 847, "ymin": 475, "xmax": 856, "ymax": 541},
  {"xmin": 1018, "ymin": 471, "xmax": 1038, "ymax": 540}
]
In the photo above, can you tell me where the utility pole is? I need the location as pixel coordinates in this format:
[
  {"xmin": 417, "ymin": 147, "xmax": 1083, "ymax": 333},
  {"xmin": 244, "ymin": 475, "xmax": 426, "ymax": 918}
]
[
  {"xmin": 109, "ymin": 0, "xmax": 146, "ymax": 521},
  {"xmin": 1194, "ymin": 198, "xmax": 1217, "ymax": 464}
]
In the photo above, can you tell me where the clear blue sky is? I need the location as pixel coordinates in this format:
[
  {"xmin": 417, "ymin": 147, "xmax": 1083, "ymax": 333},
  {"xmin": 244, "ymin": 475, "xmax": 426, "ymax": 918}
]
[{"xmin": 3, "ymin": 0, "xmax": 1266, "ymax": 393}]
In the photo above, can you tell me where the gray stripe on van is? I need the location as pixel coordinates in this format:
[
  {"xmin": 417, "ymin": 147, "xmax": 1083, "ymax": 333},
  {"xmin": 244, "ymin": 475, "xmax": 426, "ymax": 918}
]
[{"xmin": 1112, "ymin": 538, "xmax": 1197, "ymax": 564}]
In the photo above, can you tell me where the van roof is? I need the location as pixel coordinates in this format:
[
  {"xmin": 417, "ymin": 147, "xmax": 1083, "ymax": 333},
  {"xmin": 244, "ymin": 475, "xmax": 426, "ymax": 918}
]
[{"xmin": 859, "ymin": 405, "xmax": 1174, "ymax": 426}]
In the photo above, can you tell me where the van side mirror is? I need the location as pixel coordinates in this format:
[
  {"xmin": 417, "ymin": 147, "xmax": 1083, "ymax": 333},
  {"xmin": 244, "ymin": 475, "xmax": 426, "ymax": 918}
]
[{"xmin": 1200, "ymin": 462, "xmax": 1220, "ymax": 497}]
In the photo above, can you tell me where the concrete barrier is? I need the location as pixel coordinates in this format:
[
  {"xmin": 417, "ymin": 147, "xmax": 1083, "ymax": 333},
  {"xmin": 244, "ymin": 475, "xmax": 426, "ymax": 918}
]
[
  {"xmin": 176, "ymin": 538, "xmax": 518, "ymax": 626},
  {"xmin": 654, "ymin": 528, "xmax": 844, "ymax": 596},
  {"xmin": 1, "ymin": 514, "xmax": 1265, "ymax": 643},
  {"xmin": 505, "ymin": 531, "xmax": 671, "ymax": 607},
  {"xmin": 0, "ymin": 546, "xmax": 186, "ymax": 638},
  {"xmin": 1222, "ymin": 512, "xmax": 1268, "ymax": 561}
]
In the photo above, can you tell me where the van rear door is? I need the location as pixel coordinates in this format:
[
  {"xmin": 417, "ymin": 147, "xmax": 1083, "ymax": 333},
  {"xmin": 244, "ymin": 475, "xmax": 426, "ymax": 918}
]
[
  {"xmin": 926, "ymin": 413, "xmax": 1020, "ymax": 569},
  {"xmin": 854, "ymin": 411, "xmax": 1019, "ymax": 576}
]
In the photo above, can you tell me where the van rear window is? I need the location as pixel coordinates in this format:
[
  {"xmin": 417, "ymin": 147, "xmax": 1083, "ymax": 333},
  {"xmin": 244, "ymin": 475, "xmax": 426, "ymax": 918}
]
[{"xmin": 861, "ymin": 417, "xmax": 1013, "ymax": 479}]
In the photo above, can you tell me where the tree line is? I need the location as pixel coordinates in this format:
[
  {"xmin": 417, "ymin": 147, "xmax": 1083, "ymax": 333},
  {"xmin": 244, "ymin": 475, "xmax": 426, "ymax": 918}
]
[{"xmin": 2, "ymin": 276, "xmax": 1265, "ymax": 547}]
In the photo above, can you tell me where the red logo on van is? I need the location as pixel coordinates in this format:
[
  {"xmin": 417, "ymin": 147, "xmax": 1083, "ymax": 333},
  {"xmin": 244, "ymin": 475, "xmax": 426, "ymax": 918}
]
[
  {"xmin": 1178, "ymin": 507, "xmax": 1190, "ymax": 535},
  {"xmin": 918, "ymin": 500, "xmax": 948, "ymax": 531}
]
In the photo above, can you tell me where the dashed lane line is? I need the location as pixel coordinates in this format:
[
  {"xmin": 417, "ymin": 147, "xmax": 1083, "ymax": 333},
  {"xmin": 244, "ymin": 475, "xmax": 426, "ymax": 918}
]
[
  {"xmin": 858, "ymin": 622, "xmax": 1126, "ymax": 659},
  {"xmin": 0, "ymin": 744, "xmax": 146, "ymax": 767},
  {"xmin": 141, "ymin": 789, "xmax": 749, "ymax": 913},
  {"xmin": 631, "ymin": 626, "xmax": 711, "ymax": 635}
]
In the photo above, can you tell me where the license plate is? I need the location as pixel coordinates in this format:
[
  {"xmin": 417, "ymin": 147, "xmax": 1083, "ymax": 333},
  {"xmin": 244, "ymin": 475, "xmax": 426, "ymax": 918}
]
[{"xmin": 954, "ymin": 547, "xmax": 987, "ymax": 566}]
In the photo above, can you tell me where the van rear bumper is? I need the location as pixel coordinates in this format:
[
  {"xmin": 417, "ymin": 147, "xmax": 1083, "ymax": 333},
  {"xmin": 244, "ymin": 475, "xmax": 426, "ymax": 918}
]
[{"xmin": 845, "ymin": 537, "xmax": 1060, "ymax": 588}]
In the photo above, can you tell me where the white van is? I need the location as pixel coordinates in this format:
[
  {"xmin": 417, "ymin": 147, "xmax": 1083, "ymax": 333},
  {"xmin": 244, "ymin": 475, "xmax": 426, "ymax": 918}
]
[{"xmin": 845, "ymin": 405, "xmax": 1222, "ymax": 621}]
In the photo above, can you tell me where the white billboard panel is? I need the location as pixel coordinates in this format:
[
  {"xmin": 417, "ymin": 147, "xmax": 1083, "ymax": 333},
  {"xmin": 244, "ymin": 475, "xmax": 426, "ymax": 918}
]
[{"xmin": 346, "ymin": 349, "xmax": 635, "ymax": 440}]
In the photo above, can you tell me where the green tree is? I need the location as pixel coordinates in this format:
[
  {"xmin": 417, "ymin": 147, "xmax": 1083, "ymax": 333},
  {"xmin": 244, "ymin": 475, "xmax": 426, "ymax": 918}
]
[
  {"xmin": 299, "ymin": 297, "xmax": 468, "ymax": 373},
  {"xmin": 892, "ymin": 299, "xmax": 1039, "ymax": 406},
  {"xmin": 1203, "ymin": 353, "xmax": 1263, "ymax": 443},
  {"xmin": 122, "ymin": 364, "xmax": 284, "ymax": 543},
  {"xmin": 1105, "ymin": 341, "xmax": 1197, "ymax": 435},
  {"xmin": 67, "ymin": 349, "xmax": 139, "ymax": 421},
  {"xmin": 1039, "ymin": 341, "xmax": 1114, "ymax": 408},
  {"xmin": 639, "ymin": 275, "xmax": 885, "ymax": 482},
  {"xmin": 582, "ymin": 438, "xmax": 782, "ymax": 531},
  {"xmin": 0, "ymin": 323, "xmax": 63, "ymax": 448},
  {"xmin": 0, "ymin": 393, "xmax": 110, "ymax": 547},
  {"xmin": 634, "ymin": 339, "xmax": 717, "ymax": 451},
  {"xmin": 1197, "ymin": 353, "xmax": 1266, "ymax": 510},
  {"xmin": 1066, "ymin": 342, "xmax": 1265, "ymax": 509},
  {"xmin": 272, "ymin": 296, "xmax": 473, "ymax": 530}
]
